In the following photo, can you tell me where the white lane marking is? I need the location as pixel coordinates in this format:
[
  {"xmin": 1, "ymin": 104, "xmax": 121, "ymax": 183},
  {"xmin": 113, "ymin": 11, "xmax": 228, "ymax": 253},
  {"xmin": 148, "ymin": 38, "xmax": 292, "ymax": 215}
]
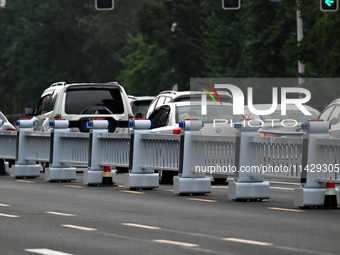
[
  {"xmin": 0, "ymin": 213, "xmax": 20, "ymax": 218},
  {"xmin": 269, "ymin": 181, "xmax": 299, "ymax": 185},
  {"xmin": 224, "ymin": 238, "xmax": 272, "ymax": 246},
  {"xmin": 153, "ymin": 239, "xmax": 200, "ymax": 247},
  {"xmin": 62, "ymin": 224, "xmax": 97, "ymax": 231},
  {"xmin": 120, "ymin": 190, "xmax": 145, "ymax": 194},
  {"xmin": 0, "ymin": 203, "xmax": 10, "ymax": 207},
  {"xmin": 268, "ymin": 207, "xmax": 305, "ymax": 213},
  {"xmin": 16, "ymin": 180, "xmax": 34, "ymax": 183},
  {"xmin": 25, "ymin": 248, "xmax": 74, "ymax": 255},
  {"xmin": 270, "ymin": 187, "xmax": 294, "ymax": 191},
  {"xmin": 123, "ymin": 223, "xmax": 161, "ymax": 230},
  {"xmin": 64, "ymin": 185, "xmax": 84, "ymax": 189},
  {"xmin": 187, "ymin": 198, "xmax": 218, "ymax": 203},
  {"xmin": 46, "ymin": 212, "xmax": 76, "ymax": 217},
  {"xmin": 211, "ymin": 186, "xmax": 228, "ymax": 189}
]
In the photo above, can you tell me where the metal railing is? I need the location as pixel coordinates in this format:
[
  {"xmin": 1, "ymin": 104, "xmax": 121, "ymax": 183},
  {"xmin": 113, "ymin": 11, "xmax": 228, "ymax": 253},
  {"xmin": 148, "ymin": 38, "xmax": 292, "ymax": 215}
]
[
  {"xmin": 191, "ymin": 135, "xmax": 236, "ymax": 174},
  {"xmin": 59, "ymin": 132, "xmax": 89, "ymax": 165},
  {"xmin": 248, "ymin": 136, "xmax": 303, "ymax": 180},
  {"xmin": 0, "ymin": 131, "xmax": 17, "ymax": 160},
  {"xmin": 97, "ymin": 133, "xmax": 131, "ymax": 167},
  {"xmin": 25, "ymin": 131, "xmax": 51, "ymax": 162},
  {"xmin": 140, "ymin": 134, "xmax": 181, "ymax": 171}
]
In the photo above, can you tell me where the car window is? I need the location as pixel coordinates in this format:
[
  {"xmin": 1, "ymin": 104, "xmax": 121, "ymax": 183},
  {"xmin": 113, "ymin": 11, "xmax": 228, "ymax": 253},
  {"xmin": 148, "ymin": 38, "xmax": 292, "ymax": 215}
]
[
  {"xmin": 147, "ymin": 98, "xmax": 159, "ymax": 116},
  {"xmin": 36, "ymin": 92, "xmax": 56, "ymax": 115},
  {"xmin": 65, "ymin": 88, "xmax": 124, "ymax": 114},
  {"xmin": 155, "ymin": 96, "xmax": 166, "ymax": 109},
  {"xmin": 328, "ymin": 106, "xmax": 340, "ymax": 125},
  {"xmin": 319, "ymin": 106, "xmax": 336, "ymax": 121},
  {"xmin": 148, "ymin": 105, "xmax": 170, "ymax": 129},
  {"xmin": 131, "ymin": 100, "xmax": 152, "ymax": 116},
  {"xmin": 176, "ymin": 105, "xmax": 243, "ymax": 123}
]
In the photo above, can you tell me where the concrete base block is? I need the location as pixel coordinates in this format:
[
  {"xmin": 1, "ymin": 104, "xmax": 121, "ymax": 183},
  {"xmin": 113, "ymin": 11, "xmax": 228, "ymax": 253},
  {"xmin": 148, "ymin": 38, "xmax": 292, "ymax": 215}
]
[
  {"xmin": 228, "ymin": 181, "xmax": 270, "ymax": 200},
  {"xmin": 84, "ymin": 170, "xmax": 116, "ymax": 185},
  {"xmin": 11, "ymin": 164, "xmax": 40, "ymax": 178},
  {"xmin": 294, "ymin": 187, "xmax": 340, "ymax": 208},
  {"xmin": 45, "ymin": 167, "xmax": 76, "ymax": 182},
  {"xmin": 173, "ymin": 176, "xmax": 211, "ymax": 195},
  {"xmin": 124, "ymin": 173, "xmax": 159, "ymax": 189}
]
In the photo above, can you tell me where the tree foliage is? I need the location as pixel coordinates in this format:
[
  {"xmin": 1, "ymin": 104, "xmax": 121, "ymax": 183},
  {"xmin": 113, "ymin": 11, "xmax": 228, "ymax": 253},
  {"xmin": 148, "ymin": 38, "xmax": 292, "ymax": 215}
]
[{"xmin": 0, "ymin": 0, "xmax": 339, "ymax": 114}]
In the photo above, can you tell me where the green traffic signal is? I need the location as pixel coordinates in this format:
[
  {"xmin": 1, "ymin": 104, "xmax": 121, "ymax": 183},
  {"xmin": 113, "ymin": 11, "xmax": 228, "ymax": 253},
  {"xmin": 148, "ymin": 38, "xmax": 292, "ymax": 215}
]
[
  {"xmin": 95, "ymin": 0, "xmax": 114, "ymax": 10},
  {"xmin": 320, "ymin": 0, "xmax": 338, "ymax": 12}
]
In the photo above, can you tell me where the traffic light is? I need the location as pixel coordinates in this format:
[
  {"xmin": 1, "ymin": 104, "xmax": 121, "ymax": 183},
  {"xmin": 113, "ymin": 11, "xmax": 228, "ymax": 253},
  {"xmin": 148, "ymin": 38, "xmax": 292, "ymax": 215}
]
[
  {"xmin": 320, "ymin": 0, "xmax": 338, "ymax": 12},
  {"xmin": 222, "ymin": 0, "xmax": 241, "ymax": 10},
  {"xmin": 95, "ymin": 0, "xmax": 114, "ymax": 10}
]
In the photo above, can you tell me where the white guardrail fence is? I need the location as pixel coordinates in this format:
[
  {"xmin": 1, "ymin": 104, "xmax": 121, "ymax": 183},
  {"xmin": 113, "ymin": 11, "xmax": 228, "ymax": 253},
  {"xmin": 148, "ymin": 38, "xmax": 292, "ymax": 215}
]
[{"xmin": 0, "ymin": 118, "xmax": 339, "ymax": 208}]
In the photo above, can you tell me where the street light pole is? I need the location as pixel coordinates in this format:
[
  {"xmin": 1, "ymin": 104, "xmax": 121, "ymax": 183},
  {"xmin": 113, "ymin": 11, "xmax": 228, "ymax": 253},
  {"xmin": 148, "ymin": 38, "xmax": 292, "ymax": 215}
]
[{"xmin": 296, "ymin": 0, "xmax": 305, "ymax": 86}]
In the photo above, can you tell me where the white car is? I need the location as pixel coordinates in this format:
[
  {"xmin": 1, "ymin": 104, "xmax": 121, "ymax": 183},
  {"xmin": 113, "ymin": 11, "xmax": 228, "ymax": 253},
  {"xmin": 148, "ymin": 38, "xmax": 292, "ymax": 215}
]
[
  {"xmin": 128, "ymin": 95, "xmax": 154, "ymax": 118},
  {"xmin": 149, "ymin": 101, "xmax": 243, "ymax": 136},
  {"xmin": 319, "ymin": 98, "xmax": 340, "ymax": 138},
  {"xmin": 24, "ymin": 82, "xmax": 133, "ymax": 133},
  {"xmin": 0, "ymin": 112, "xmax": 16, "ymax": 131},
  {"xmin": 146, "ymin": 90, "xmax": 233, "ymax": 119},
  {"xmin": 148, "ymin": 101, "xmax": 244, "ymax": 184},
  {"xmin": 245, "ymin": 104, "xmax": 320, "ymax": 137}
]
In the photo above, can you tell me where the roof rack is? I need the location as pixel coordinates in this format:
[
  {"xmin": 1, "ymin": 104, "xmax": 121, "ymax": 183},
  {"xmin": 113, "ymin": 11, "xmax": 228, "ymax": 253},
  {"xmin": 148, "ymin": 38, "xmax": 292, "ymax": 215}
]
[
  {"xmin": 158, "ymin": 90, "xmax": 178, "ymax": 95},
  {"xmin": 50, "ymin": 82, "xmax": 66, "ymax": 87}
]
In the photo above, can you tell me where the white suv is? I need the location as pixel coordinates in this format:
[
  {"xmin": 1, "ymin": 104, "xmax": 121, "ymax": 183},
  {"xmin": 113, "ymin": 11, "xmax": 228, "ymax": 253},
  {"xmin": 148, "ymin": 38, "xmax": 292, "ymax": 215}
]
[
  {"xmin": 145, "ymin": 90, "xmax": 233, "ymax": 119},
  {"xmin": 24, "ymin": 82, "xmax": 133, "ymax": 132}
]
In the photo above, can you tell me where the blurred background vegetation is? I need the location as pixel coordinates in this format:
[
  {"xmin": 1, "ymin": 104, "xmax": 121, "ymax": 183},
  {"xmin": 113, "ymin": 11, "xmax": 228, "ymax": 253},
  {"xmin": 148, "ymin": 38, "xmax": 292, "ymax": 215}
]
[{"xmin": 0, "ymin": 0, "xmax": 339, "ymax": 114}]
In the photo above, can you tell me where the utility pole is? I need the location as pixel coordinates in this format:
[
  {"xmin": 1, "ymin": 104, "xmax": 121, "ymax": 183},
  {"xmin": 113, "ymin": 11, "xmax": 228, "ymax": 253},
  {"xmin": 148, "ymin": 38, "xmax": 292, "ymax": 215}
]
[
  {"xmin": 296, "ymin": 1, "xmax": 305, "ymax": 86},
  {"xmin": 0, "ymin": 0, "xmax": 6, "ymax": 8}
]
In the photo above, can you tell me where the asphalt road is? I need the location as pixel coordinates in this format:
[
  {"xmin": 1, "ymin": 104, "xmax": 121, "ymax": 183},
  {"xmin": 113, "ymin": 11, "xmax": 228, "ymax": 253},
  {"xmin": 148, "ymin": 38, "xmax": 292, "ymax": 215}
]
[{"xmin": 0, "ymin": 171, "xmax": 339, "ymax": 255}]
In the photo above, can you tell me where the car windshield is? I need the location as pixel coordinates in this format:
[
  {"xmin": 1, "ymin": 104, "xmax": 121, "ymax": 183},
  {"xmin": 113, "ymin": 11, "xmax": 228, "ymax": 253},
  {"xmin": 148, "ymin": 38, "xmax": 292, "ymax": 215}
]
[
  {"xmin": 132, "ymin": 100, "xmax": 152, "ymax": 115},
  {"xmin": 260, "ymin": 110, "xmax": 318, "ymax": 122},
  {"xmin": 65, "ymin": 88, "xmax": 124, "ymax": 114},
  {"xmin": 176, "ymin": 105, "xmax": 243, "ymax": 123}
]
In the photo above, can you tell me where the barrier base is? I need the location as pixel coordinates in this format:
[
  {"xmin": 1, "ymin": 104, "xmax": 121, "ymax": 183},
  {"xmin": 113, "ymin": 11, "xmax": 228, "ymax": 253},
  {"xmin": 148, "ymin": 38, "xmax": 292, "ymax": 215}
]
[
  {"xmin": 294, "ymin": 187, "xmax": 340, "ymax": 208},
  {"xmin": 124, "ymin": 173, "xmax": 159, "ymax": 189},
  {"xmin": 228, "ymin": 181, "xmax": 270, "ymax": 200},
  {"xmin": 45, "ymin": 167, "xmax": 76, "ymax": 182},
  {"xmin": 173, "ymin": 176, "xmax": 211, "ymax": 195},
  {"xmin": 11, "ymin": 164, "xmax": 40, "ymax": 178},
  {"xmin": 84, "ymin": 170, "xmax": 116, "ymax": 185}
]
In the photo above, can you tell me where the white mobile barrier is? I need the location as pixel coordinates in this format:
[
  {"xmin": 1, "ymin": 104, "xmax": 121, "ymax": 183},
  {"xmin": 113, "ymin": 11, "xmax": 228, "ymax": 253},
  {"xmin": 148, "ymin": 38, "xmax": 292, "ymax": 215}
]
[{"xmin": 0, "ymin": 118, "xmax": 339, "ymax": 207}]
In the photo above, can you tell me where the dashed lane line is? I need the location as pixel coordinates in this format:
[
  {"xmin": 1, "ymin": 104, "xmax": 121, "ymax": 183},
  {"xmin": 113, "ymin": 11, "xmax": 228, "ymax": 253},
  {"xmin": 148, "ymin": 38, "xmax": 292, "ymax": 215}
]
[
  {"xmin": 46, "ymin": 212, "xmax": 76, "ymax": 217},
  {"xmin": 16, "ymin": 180, "xmax": 34, "ymax": 183},
  {"xmin": 268, "ymin": 207, "xmax": 305, "ymax": 213},
  {"xmin": 25, "ymin": 248, "xmax": 74, "ymax": 255},
  {"xmin": 62, "ymin": 224, "xmax": 97, "ymax": 231},
  {"xmin": 120, "ymin": 190, "xmax": 145, "ymax": 195},
  {"xmin": 0, "ymin": 212, "xmax": 20, "ymax": 218},
  {"xmin": 64, "ymin": 185, "xmax": 84, "ymax": 189},
  {"xmin": 223, "ymin": 238, "xmax": 273, "ymax": 246},
  {"xmin": 153, "ymin": 239, "xmax": 200, "ymax": 248},
  {"xmin": 122, "ymin": 223, "xmax": 161, "ymax": 230},
  {"xmin": 0, "ymin": 203, "xmax": 10, "ymax": 207},
  {"xmin": 187, "ymin": 198, "xmax": 218, "ymax": 203}
]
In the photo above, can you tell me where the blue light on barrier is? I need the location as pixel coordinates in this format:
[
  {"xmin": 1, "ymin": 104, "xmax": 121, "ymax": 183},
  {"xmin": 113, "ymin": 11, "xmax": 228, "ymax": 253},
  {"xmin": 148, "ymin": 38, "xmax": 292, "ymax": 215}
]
[{"xmin": 87, "ymin": 121, "xmax": 93, "ymax": 128}]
